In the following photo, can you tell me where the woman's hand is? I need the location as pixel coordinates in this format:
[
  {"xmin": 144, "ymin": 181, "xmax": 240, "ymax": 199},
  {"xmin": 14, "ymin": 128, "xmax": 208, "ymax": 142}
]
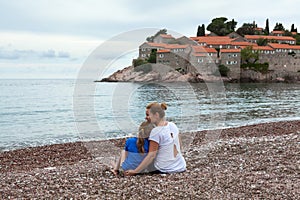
[{"xmin": 125, "ymin": 170, "xmax": 137, "ymax": 176}]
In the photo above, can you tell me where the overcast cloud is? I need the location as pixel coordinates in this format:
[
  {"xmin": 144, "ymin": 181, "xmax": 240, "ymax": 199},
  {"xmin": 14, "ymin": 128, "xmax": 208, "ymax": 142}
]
[{"xmin": 0, "ymin": 0, "xmax": 299, "ymax": 78}]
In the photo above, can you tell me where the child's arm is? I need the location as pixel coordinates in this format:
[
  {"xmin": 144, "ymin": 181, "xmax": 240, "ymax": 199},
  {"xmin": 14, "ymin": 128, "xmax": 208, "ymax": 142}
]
[
  {"xmin": 112, "ymin": 150, "xmax": 128, "ymax": 175},
  {"xmin": 125, "ymin": 140, "xmax": 158, "ymax": 176}
]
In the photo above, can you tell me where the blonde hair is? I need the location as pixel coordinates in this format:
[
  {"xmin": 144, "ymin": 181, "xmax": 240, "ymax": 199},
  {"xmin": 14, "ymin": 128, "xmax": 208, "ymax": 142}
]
[
  {"xmin": 149, "ymin": 102, "xmax": 167, "ymax": 118},
  {"xmin": 137, "ymin": 121, "xmax": 155, "ymax": 154},
  {"xmin": 146, "ymin": 102, "xmax": 156, "ymax": 109}
]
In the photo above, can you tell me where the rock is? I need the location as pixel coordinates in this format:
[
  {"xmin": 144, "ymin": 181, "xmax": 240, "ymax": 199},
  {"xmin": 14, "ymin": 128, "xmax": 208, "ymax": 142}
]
[{"xmin": 98, "ymin": 65, "xmax": 231, "ymax": 83}]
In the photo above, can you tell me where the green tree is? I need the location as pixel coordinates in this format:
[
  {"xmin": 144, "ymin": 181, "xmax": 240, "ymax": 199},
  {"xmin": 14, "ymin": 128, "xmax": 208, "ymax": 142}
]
[
  {"xmin": 241, "ymin": 46, "xmax": 259, "ymax": 64},
  {"xmin": 273, "ymin": 23, "xmax": 285, "ymax": 31},
  {"xmin": 197, "ymin": 25, "xmax": 201, "ymax": 36},
  {"xmin": 207, "ymin": 17, "xmax": 237, "ymax": 36},
  {"xmin": 283, "ymin": 30, "xmax": 293, "ymax": 36},
  {"xmin": 146, "ymin": 29, "xmax": 167, "ymax": 42},
  {"xmin": 264, "ymin": 18, "xmax": 270, "ymax": 35},
  {"xmin": 293, "ymin": 34, "xmax": 300, "ymax": 45},
  {"xmin": 291, "ymin": 24, "xmax": 295, "ymax": 32},
  {"xmin": 228, "ymin": 19, "xmax": 237, "ymax": 32},
  {"xmin": 291, "ymin": 24, "xmax": 297, "ymax": 33},
  {"xmin": 236, "ymin": 23, "xmax": 255, "ymax": 36},
  {"xmin": 201, "ymin": 24, "xmax": 205, "ymax": 36},
  {"xmin": 133, "ymin": 58, "xmax": 148, "ymax": 67},
  {"xmin": 257, "ymin": 38, "xmax": 268, "ymax": 46},
  {"xmin": 147, "ymin": 49, "xmax": 157, "ymax": 63},
  {"xmin": 218, "ymin": 65, "xmax": 230, "ymax": 77},
  {"xmin": 197, "ymin": 24, "xmax": 206, "ymax": 36}
]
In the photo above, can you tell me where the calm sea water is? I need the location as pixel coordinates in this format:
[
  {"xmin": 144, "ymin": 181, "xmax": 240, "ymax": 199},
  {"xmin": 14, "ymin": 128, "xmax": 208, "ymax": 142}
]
[{"xmin": 0, "ymin": 79, "xmax": 299, "ymax": 151}]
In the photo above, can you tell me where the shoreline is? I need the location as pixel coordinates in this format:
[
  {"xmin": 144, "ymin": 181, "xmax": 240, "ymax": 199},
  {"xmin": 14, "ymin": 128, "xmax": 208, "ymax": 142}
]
[
  {"xmin": 97, "ymin": 65, "xmax": 300, "ymax": 83},
  {"xmin": 1, "ymin": 120, "xmax": 299, "ymax": 198},
  {"xmin": 2, "ymin": 117, "xmax": 299, "ymax": 153}
]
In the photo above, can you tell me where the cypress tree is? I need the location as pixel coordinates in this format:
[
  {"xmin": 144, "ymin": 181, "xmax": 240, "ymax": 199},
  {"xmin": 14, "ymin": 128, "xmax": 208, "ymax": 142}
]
[
  {"xmin": 265, "ymin": 18, "xmax": 270, "ymax": 35},
  {"xmin": 197, "ymin": 24, "xmax": 205, "ymax": 36},
  {"xmin": 197, "ymin": 25, "xmax": 201, "ymax": 36},
  {"xmin": 291, "ymin": 24, "xmax": 297, "ymax": 32},
  {"xmin": 201, "ymin": 24, "xmax": 205, "ymax": 36}
]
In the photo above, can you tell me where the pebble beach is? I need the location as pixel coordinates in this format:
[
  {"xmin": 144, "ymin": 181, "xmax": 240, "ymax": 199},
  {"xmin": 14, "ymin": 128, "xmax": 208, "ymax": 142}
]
[{"xmin": 1, "ymin": 120, "xmax": 299, "ymax": 199}]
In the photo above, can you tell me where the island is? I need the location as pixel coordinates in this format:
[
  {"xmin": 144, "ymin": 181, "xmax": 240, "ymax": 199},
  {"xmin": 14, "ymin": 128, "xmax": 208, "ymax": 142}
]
[{"xmin": 98, "ymin": 18, "xmax": 300, "ymax": 83}]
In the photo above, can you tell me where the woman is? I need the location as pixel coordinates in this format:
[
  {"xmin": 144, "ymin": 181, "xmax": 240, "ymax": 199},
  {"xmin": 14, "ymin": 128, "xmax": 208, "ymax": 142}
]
[
  {"xmin": 112, "ymin": 121, "xmax": 155, "ymax": 176},
  {"xmin": 125, "ymin": 102, "xmax": 186, "ymax": 175}
]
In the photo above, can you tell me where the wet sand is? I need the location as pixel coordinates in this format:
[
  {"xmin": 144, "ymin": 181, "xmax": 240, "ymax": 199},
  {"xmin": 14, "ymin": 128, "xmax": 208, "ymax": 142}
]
[{"xmin": 1, "ymin": 120, "xmax": 299, "ymax": 199}]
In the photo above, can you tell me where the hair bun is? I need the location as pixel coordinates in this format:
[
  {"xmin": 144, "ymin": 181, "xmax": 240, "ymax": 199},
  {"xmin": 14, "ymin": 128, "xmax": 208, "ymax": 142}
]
[{"xmin": 160, "ymin": 102, "xmax": 167, "ymax": 110}]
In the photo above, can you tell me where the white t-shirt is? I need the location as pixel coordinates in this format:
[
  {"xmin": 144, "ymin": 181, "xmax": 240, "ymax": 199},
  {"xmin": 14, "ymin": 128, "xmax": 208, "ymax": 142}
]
[{"xmin": 149, "ymin": 122, "xmax": 186, "ymax": 173}]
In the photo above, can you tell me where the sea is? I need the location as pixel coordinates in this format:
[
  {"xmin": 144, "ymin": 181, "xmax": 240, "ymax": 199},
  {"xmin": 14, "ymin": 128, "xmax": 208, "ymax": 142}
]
[{"xmin": 0, "ymin": 79, "xmax": 300, "ymax": 151}]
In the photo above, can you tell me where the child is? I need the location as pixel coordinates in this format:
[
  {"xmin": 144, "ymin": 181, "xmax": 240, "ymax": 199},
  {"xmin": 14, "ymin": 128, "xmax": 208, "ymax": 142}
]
[
  {"xmin": 112, "ymin": 121, "xmax": 154, "ymax": 176},
  {"xmin": 125, "ymin": 102, "xmax": 186, "ymax": 176}
]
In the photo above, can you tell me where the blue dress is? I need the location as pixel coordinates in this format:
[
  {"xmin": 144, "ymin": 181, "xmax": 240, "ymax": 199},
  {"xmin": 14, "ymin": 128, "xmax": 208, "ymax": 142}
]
[{"xmin": 121, "ymin": 137, "xmax": 149, "ymax": 171}]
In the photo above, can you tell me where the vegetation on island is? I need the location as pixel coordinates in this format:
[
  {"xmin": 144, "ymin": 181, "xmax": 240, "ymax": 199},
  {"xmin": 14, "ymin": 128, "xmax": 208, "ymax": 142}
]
[
  {"xmin": 206, "ymin": 17, "xmax": 237, "ymax": 36},
  {"xmin": 205, "ymin": 17, "xmax": 300, "ymax": 45},
  {"xmin": 214, "ymin": 65, "xmax": 230, "ymax": 77},
  {"xmin": 146, "ymin": 29, "xmax": 167, "ymax": 42}
]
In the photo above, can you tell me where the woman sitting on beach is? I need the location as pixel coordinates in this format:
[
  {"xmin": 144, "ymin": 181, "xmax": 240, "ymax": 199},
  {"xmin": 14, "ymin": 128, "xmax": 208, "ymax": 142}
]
[
  {"xmin": 112, "ymin": 121, "xmax": 155, "ymax": 176},
  {"xmin": 125, "ymin": 102, "xmax": 186, "ymax": 175}
]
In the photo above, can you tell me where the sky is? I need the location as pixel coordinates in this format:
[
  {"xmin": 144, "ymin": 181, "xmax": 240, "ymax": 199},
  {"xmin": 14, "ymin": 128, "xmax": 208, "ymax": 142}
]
[{"xmin": 0, "ymin": 0, "xmax": 300, "ymax": 79}]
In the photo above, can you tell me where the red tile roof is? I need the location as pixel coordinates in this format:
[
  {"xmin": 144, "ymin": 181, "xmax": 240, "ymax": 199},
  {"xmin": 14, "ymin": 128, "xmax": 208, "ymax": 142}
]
[
  {"xmin": 271, "ymin": 30, "xmax": 284, "ymax": 34},
  {"xmin": 146, "ymin": 42, "xmax": 167, "ymax": 48},
  {"xmin": 204, "ymin": 47, "xmax": 218, "ymax": 53},
  {"xmin": 190, "ymin": 36, "xmax": 234, "ymax": 45},
  {"xmin": 165, "ymin": 44, "xmax": 189, "ymax": 49},
  {"xmin": 157, "ymin": 49, "xmax": 171, "ymax": 53},
  {"xmin": 252, "ymin": 46, "xmax": 274, "ymax": 51},
  {"xmin": 159, "ymin": 34, "xmax": 174, "ymax": 39},
  {"xmin": 268, "ymin": 43, "xmax": 300, "ymax": 50},
  {"xmin": 192, "ymin": 46, "xmax": 217, "ymax": 53},
  {"xmin": 245, "ymin": 35, "xmax": 296, "ymax": 41},
  {"xmin": 289, "ymin": 45, "xmax": 300, "ymax": 50},
  {"xmin": 220, "ymin": 49, "xmax": 241, "ymax": 53},
  {"xmin": 230, "ymin": 41, "xmax": 257, "ymax": 46},
  {"xmin": 146, "ymin": 42, "xmax": 188, "ymax": 49}
]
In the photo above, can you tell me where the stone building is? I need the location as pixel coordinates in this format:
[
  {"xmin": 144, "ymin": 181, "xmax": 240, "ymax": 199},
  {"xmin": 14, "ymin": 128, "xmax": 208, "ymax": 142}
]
[
  {"xmin": 244, "ymin": 35, "xmax": 296, "ymax": 45},
  {"xmin": 156, "ymin": 44, "xmax": 190, "ymax": 73},
  {"xmin": 188, "ymin": 46, "xmax": 218, "ymax": 74},
  {"xmin": 153, "ymin": 34, "xmax": 175, "ymax": 43},
  {"xmin": 257, "ymin": 44, "xmax": 300, "ymax": 72},
  {"xmin": 139, "ymin": 42, "xmax": 166, "ymax": 59},
  {"xmin": 220, "ymin": 49, "xmax": 241, "ymax": 79},
  {"xmin": 138, "ymin": 33, "xmax": 300, "ymax": 80}
]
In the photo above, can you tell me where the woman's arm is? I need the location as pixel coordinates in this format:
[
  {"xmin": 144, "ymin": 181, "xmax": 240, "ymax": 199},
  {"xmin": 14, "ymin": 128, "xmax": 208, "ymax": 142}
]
[{"xmin": 125, "ymin": 140, "xmax": 159, "ymax": 176}]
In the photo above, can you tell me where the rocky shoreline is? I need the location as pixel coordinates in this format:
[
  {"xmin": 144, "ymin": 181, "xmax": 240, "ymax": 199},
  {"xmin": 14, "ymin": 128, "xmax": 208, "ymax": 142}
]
[
  {"xmin": 97, "ymin": 65, "xmax": 236, "ymax": 83},
  {"xmin": 1, "ymin": 120, "xmax": 299, "ymax": 199},
  {"xmin": 97, "ymin": 65, "xmax": 300, "ymax": 83}
]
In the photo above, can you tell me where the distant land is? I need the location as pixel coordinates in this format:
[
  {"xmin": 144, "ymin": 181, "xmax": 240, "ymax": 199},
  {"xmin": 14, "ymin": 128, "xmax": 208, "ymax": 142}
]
[{"xmin": 98, "ymin": 17, "xmax": 300, "ymax": 83}]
